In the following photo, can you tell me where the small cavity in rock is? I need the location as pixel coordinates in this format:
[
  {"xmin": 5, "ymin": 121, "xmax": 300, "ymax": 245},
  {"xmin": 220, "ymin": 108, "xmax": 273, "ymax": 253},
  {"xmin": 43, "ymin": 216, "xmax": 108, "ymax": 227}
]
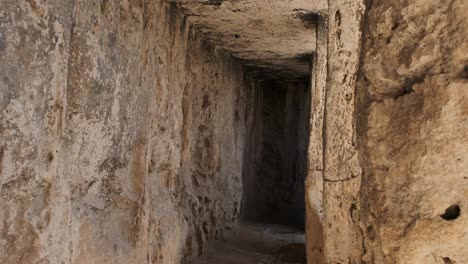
[{"xmin": 440, "ymin": 205, "xmax": 461, "ymax": 221}]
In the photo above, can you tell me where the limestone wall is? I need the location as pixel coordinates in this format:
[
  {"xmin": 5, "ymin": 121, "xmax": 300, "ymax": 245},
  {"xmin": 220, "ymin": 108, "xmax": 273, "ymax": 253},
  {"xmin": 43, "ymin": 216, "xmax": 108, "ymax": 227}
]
[
  {"xmin": 357, "ymin": 0, "xmax": 468, "ymax": 263},
  {"xmin": 2, "ymin": 0, "xmax": 467, "ymax": 263},
  {"xmin": 0, "ymin": 1, "xmax": 252, "ymax": 263},
  {"xmin": 307, "ymin": 0, "xmax": 467, "ymax": 263},
  {"xmin": 305, "ymin": 16, "xmax": 327, "ymax": 264},
  {"xmin": 305, "ymin": 0, "xmax": 366, "ymax": 263}
]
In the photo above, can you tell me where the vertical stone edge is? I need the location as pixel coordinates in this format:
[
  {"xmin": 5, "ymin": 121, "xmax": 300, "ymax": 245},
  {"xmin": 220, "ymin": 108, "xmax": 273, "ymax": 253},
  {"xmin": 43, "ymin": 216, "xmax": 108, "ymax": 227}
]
[
  {"xmin": 306, "ymin": 14, "xmax": 328, "ymax": 264},
  {"xmin": 322, "ymin": 0, "xmax": 366, "ymax": 263}
]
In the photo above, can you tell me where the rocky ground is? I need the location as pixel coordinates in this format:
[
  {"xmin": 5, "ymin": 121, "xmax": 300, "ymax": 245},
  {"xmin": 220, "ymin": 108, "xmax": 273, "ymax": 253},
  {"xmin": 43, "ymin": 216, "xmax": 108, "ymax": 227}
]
[{"xmin": 192, "ymin": 222, "xmax": 306, "ymax": 264}]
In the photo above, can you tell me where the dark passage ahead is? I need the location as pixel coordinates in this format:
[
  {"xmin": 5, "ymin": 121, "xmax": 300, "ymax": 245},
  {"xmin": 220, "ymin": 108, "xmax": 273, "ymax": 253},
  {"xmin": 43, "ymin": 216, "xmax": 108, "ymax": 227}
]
[{"xmin": 241, "ymin": 80, "xmax": 311, "ymax": 230}]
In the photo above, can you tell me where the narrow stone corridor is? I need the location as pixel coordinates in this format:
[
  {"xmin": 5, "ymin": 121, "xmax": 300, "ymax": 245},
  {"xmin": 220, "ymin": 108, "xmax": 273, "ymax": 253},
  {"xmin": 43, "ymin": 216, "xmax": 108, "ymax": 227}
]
[
  {"xmin": 0, "ymin": 0, "xmax": 466, "ymax": 263},
  {"xmin": 192, "ymin": 79, "xmax": 310, "ymax": 264},
  {"xmin": 241, "ymin": 80, "xmax": 310, "ymax": 230}
]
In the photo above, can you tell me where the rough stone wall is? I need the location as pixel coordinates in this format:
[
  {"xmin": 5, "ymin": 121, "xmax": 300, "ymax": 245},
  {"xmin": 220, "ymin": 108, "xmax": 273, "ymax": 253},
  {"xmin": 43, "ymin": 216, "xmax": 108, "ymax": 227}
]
[
  {"xmin": 305, "ymin": 16, "xmax": 327, "ymax": 264},
  {"xmin": 319, "ymin": 0, "xmax": 366, "ymax": 263},
  {"xmin": 305, "ymin": 0, "xmax": 367, "ymax": 262},
  {"xmin": 0, "ymin": 1, "xmax": 74, "ymax": 262},
  {"xmin": 242, "ymin": 80, "xmax": 310, "ymax": 229},
  {"xmin": 308, "ymin": 1, "xmax": 467, "ymax": 263},
  {"xmin": 357, "ymin": 0, "xmax": 468, "ymax": 263},
  {"xmin": 0, "ymin": 1, "xmax": 252, "ymax": 263},
  {"xmin": 307, "ymin": 0, "xmax": 467, "ymax": 263}
]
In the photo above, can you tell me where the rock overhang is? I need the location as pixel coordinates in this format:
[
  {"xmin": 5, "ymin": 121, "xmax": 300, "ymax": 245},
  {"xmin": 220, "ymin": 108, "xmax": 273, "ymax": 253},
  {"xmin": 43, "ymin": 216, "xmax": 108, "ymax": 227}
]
[{"xmin": 171, "ymin": 0, "xmax": 327, "ymax": 79}]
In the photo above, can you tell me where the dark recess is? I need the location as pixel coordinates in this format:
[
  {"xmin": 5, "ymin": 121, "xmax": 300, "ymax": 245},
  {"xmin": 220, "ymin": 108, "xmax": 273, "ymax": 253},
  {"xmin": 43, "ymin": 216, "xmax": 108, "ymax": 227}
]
[
  {"xmin": 440, "ymin": 205, "xmax": 461, "ymax": 221},
  {"xmin": 442, "ymin": 257, "xmax": 454, "ymax": 264},
  {"xmin": 241, "ymin": 80, "xmax": 311, "ymax": 230},
  {"xmin": 202, "ymin": 0, "xmax": 223, "ymax": 7},
  {"xmin": 293, "ymin": 9, "xmax": 319, "ymax": 27}
]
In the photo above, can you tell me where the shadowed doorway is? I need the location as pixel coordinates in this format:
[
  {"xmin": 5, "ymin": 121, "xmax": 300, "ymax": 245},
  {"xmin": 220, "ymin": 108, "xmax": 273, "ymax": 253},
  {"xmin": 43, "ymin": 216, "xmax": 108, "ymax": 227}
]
[{"xmin": 241, "ymin": 79, "xmax": 311, "ymax": 230}]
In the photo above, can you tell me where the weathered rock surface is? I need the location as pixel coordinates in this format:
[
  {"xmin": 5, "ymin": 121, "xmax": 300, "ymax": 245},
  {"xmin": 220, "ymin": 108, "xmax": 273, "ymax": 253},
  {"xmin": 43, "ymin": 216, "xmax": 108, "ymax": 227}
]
[
  {"xmin": 305, "ymin": 0, "xmax": 366, "ymax": 263},
  {"xmin": 305, "ymin": 16, "xmax": 327, "ymax": 264},
  {"xmin": 306, "ymin": 0, "xmax": 467, "ymax": 263},
  {"xmin": 357, "ymin": 0, "xmax": 468, "ymax": 262},
  {"xmin": 1, "ymin": 0, "xmax": 467, "ymax": 263},
  {"xmin": 0, "ymin": 1, "xmax": 254, "ymax": 263},
  {"xmin": 172, "ymin": 0, "xmax": 326, "ymax": 78}
]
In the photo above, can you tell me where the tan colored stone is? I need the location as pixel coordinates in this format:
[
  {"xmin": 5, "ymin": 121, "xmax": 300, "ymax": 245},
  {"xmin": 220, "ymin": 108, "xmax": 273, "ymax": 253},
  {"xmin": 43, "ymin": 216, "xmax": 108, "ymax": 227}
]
[
  {"xmin": 1, "ymin": 1, "xmax": 252, "ymax": 263},
  {"xmin": 357, "ymin": 0, "xmax": 468, "ymax": 263},
  {"xmin": 1, "ymin": 0, "xmax": 466, "ymax": 263}
]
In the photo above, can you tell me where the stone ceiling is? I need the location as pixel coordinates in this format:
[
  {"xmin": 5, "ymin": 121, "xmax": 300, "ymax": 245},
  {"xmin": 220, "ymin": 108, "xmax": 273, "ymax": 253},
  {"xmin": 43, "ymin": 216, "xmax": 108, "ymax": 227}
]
[{"xmin": 173, "ymin": 0, "xmax": 327, "ymax": 79}]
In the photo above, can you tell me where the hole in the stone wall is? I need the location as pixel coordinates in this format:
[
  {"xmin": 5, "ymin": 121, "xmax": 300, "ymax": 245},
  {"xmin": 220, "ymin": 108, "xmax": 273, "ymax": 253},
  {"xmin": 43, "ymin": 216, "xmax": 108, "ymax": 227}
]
[
  {"xmin": 386, "ymin": 36, "xmax": 392, "ymax": 44},
  {"xmin": 440, "ymin": 205, "xmax": 460, "ymax": 221},
  {"xmin": 47, "ymin": 152, "xmax": 54, "ymax": 162},
  {"xmin": 202, "ymin": 93, "xmax": 211, "ymax": 109},
  {"xmin": 367, "ymin": 225, "xmax": 376, "ymax": 240},
  {"xmin": 403, "ymin": 85, "xmax": 414, "ymax": 94},
  {"xmin": 335, "ymin": 10, "xmax": 341, "ymax": 27},
  {"xmin": 349, "ymin": 203, "xmax": 358, "ymax": 221},
  {"xmin": 442, "ymin": 257, "xmax": 454, "ymax": 264}
]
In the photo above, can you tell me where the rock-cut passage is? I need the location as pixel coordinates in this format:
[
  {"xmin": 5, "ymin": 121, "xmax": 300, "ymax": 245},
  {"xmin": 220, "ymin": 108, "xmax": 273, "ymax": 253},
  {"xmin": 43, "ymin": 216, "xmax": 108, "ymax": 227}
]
[
  {"xmin": 242, "ymin": 80, "xmax": 311, "ymax": 229},
  {"xmin": 194, "ymin": 79, "xmax": 311, "ymax": 264}
]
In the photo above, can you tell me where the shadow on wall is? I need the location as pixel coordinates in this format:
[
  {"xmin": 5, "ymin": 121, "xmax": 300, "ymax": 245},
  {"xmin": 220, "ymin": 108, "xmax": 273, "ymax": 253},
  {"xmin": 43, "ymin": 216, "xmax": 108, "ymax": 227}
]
[{"xmin": 241, "ymin": 80, "xmax": 311, "ymax": 230}]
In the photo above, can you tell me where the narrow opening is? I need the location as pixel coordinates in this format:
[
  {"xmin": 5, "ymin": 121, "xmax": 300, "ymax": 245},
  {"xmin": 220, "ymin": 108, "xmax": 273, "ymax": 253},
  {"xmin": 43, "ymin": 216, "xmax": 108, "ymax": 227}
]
[
  {"xmin": 201, "ymin": 78, "xmax": 311, "ymax": 264},
  {"xmin": 193, "ymin": 77, "xmax": 311, "ymax": 264},
  {"xmin": 241, "ymin": 79, "xmax": 310, "ymax": 230},
  {"xmin": 440, "ymin": 205, "xmax": 461, "ymax": 221}
]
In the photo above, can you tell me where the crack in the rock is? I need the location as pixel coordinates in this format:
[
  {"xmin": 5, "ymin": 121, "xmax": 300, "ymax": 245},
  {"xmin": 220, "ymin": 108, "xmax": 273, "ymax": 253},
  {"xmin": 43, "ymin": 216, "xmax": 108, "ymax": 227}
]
[{"xmin": 323, "ymin": 175, "xmax": 360, "ymax": 183}]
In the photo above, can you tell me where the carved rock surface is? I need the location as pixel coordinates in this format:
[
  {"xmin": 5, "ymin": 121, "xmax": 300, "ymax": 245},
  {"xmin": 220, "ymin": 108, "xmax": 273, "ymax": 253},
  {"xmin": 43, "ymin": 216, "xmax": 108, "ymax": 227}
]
[
  {"xmin": 172, "ymin": 0, "xmax": 326, "ymax": 78},
  {"xmin": 1, "ymin": 0, "xmax": 467, "ymax": 263},
  {"xmin": 0, "ymin": 1, "xmax": 253, "ymax": 263},
  {"xmin": 358, "ymin": 0, "xmax": 468, "ymax": 263}
]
